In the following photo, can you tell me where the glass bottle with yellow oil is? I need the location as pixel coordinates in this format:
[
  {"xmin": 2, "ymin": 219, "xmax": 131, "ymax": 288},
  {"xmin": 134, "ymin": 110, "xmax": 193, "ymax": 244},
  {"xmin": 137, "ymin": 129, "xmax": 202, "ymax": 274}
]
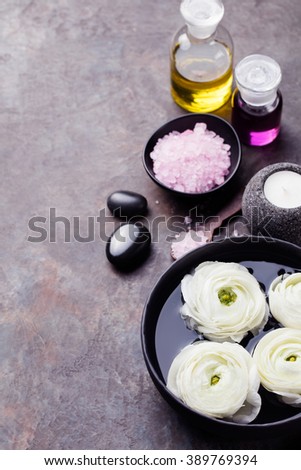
[{"xmin": 170, "ymin": 0, "xmax": 233, "ymax": 113}]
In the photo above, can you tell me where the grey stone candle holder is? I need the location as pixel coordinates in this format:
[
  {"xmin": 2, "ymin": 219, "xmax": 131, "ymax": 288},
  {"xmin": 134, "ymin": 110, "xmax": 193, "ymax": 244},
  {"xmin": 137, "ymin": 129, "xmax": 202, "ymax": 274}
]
[{"xmin": 242, "ymin": 162, "xmax": 301, "ymax": 246}]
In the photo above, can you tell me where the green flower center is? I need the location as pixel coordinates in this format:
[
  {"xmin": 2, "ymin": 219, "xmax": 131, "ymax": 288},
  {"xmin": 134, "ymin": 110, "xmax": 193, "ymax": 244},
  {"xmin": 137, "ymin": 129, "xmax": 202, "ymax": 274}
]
[
  {"xmin": 218, "ymin": 288, "xmax": 237, "ymax": 306},
  {"xmin": 211, "ymin": 375, "xmax": 220, "ymax": 386},
  {"xmin": 286, "ymin": 355, "xmax": 297, "ymax": 362}
]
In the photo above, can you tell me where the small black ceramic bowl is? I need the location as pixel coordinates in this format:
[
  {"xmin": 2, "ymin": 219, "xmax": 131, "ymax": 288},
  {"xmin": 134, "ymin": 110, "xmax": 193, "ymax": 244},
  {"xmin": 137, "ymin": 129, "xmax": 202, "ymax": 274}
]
[{"xmin": 143, "ymin": 113, "xmax": 241, "ymax": 198}]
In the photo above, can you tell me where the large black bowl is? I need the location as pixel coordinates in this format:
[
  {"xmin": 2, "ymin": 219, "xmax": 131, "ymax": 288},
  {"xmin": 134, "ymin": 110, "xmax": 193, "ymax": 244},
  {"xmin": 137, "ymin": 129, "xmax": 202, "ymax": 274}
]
[
  {"xmin": 143, "ymin": 113, "xmax": 241, "ymax": 198},
  {"xmin": 141, "ymin": 236, "xmax": 301, "ymax": 438}
]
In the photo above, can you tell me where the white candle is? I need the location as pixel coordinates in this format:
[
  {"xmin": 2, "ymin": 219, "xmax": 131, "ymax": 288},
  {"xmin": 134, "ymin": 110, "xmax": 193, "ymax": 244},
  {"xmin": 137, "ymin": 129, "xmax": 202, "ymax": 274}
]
[{"xmin": 264, "ymin": 170, "xmax": 301, "ymax": 209}]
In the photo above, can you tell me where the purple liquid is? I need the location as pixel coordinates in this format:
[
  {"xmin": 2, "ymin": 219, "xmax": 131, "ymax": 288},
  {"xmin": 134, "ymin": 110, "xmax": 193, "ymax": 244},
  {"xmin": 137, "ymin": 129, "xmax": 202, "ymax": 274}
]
[{"xmin": 231, "ymin": 90, "xmax": 282, "ymax": 146}]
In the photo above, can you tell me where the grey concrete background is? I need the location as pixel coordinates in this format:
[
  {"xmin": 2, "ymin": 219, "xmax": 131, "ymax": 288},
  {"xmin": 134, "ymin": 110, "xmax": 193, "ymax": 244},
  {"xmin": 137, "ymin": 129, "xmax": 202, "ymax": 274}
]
[{"xmin": 0, "ymin": 0, "xmax": 300, "ymax": 449}]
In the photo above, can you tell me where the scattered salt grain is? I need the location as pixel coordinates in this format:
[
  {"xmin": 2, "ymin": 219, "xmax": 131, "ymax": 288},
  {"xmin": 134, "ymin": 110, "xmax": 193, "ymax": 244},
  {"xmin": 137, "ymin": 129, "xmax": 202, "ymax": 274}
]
[
  {"xmin": 150, "ymin": 123, "xmax": 231, "ymax": 193},
  {"xmin": 170, "ymin": 229, "xmax": 209, "ymax": 260},
  {"xmin": 184, "ymin": 216, "xmax": 192, "ymax": 226}
]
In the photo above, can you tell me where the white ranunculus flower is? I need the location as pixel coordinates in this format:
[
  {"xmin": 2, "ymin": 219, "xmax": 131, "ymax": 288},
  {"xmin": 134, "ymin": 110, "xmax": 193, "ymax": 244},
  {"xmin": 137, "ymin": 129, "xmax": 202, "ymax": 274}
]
[
  {"xmin": 167, "ymin": 341, "xmax": 261, "ymax": 423},
  {"xmin": 269, "ymin": 273, "xmax": 301, "ymax": 329},
  {"xmin": 253, "ymin": 328, "xmax": 301, "ymax": 406},
  {"xmin": 181, "ymin": 261, "xmax": 269, "ymax": 342}
]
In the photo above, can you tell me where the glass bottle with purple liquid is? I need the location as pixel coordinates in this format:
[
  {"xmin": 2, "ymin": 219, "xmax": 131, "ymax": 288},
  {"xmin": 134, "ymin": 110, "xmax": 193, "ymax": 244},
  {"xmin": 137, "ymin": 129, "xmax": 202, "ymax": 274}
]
[{"xmin": 231, "ymin": 54, "xmax": 282, "ymax": 147}]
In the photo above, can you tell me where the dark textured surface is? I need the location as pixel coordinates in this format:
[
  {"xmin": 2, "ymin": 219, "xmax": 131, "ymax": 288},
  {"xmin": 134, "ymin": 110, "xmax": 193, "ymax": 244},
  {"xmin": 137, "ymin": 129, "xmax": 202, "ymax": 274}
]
[{"xmin": 0, "ymin": 0, "xmax": 301, "ymax": 450}]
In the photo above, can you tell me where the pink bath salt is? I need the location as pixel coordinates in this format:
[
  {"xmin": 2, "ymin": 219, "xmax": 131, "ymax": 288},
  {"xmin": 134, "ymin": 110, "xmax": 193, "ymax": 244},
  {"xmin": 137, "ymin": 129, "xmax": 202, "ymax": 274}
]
[
  {"xmin": 150, "ymin": 122, "xmax": 231, "ymax": 193},
  {"xmin": 170, "ymin": 229, "xmax": 209, "ymax": 260}
]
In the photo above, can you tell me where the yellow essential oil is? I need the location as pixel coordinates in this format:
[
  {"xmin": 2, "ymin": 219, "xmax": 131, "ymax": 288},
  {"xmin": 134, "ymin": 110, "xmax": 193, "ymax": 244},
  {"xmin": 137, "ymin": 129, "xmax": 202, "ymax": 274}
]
[
  {"xmin": 171, "ymin": 0, "xmax": 233, "ymax": 113},
  {"xmin": 171, "ymin": 43, "xmax": 233, "ymax": 113}
]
